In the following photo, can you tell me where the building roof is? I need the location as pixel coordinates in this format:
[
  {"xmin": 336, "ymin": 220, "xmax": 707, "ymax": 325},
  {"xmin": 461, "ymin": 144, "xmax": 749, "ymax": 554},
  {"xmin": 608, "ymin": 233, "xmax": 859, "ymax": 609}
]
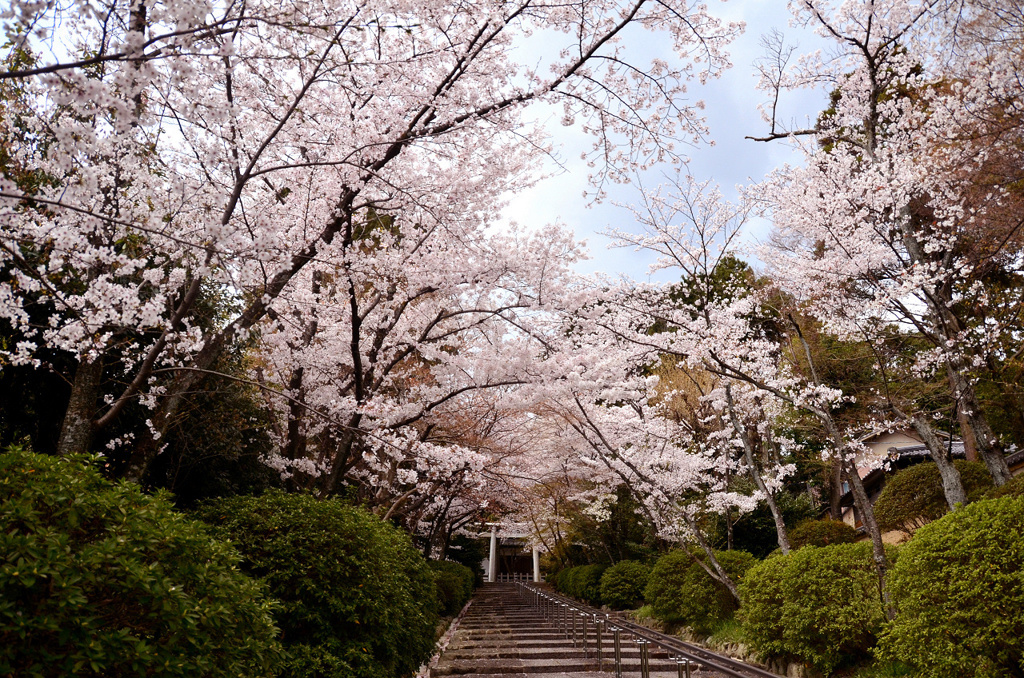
[{"xmin": 885, "ymin": 442, "xmax": 966, "ymax": 459}]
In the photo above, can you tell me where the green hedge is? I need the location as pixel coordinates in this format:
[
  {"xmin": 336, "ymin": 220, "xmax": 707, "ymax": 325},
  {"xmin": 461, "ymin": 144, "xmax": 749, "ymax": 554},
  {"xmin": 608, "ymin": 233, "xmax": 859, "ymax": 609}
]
[
  {"xmin": 195, "ymin": 491, "xmax": 437, "ymax": 678},
  {"xmin": 874, "ymin": 460, "xmax": 993, "ymax": 533},
  {"xmin": 739, "ymin": 542, "xmax": 884, "ymax": 675},
  {"xmin": 554, "ymin": 564, "xmax": 607, "ymax": 605},
  {"xmin": 0, "ymin": 448, "xmax": 281, "ymax": 678},
  {"xmin": 600, "ymin": 560, "xmax": 650, "ymax": 610},
  {"xmin": 878, "ymin": 496, "xmax": 1024, "ymax": 678},
  {"xmin": 644, "ymin": 549, "xmax": 755, "ymax": 633},
  {"xmin": 788, "ymin": 518, "xmax": 859, "ymax": 549},
  {"xmin": 429, "ymin": 560, "xmax": 475, "ymax": 616},
  {"xmin": 984, "ymin": 472, "xmax": 1024, "ymax": 500}
]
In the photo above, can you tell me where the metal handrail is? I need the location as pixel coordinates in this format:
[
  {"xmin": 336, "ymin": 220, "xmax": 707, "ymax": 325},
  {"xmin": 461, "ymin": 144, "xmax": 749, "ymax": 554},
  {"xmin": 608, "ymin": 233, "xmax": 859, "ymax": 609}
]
[{"xmin": 515, "ymin": 582, "xmax": 783, "ymax": 678}]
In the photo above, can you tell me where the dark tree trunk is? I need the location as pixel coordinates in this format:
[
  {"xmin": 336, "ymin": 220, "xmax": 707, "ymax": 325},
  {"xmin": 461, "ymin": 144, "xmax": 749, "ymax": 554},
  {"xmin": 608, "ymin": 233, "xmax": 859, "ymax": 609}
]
[
  {"xmin": 946, "ymin": 362, "xmax": 1011, "ymax": 485},
  {"xmin": 840, "ymin": 456, "xmax": 894, "ymax": 619},
  {"xmin": 829, "ymin": 460, "xmax": 843, "ymax": 520},
  {"xmin": 724, "ymin": 387, "xmax": 792, "ymax": 554},
  {"xmin": 56, "ymin": 358, "xmax": 103, "ymax": 456},
  {"xmin": 907, "ymin": 412, "xmax": 967, "ymax": 509},
  {"xmin": 681, "ymin": 512, "xmax": 741, "ymax": 603}
]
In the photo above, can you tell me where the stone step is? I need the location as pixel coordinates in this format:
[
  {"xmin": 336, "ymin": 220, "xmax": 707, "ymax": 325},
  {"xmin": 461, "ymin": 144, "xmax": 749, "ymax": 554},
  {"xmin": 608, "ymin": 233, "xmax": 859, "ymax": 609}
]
[
  {"xmin": 432, "ymin": 659, "xmax": 689, "ymax": 676},
  {"xmin": 430, "ymin": 585, "xmax": 714, "ymax": 678}
]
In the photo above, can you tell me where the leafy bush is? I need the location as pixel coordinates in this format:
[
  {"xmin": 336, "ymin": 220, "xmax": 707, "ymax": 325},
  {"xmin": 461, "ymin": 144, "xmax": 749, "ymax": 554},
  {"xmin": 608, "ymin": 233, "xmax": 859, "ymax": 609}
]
[
  {"xmin": 984, "ymin": 472, "xmax": 1024, "ymax": 500},
  {"xmin": 554, "ymin": 566, "xmax": 578, "ymax": 595},
  {"xmin": 878, "ymin": 496, "xmax": 1024, "ymax": 678},
  {"xmin": 644, "ymin": 549, "xmax": 756, "ymax": 633},
  {"xmin": 430, "ymin": 560, "xmax": 475, "ymax": 616},
  {"xmin": 724, "ymin": 490, "xmax": 818, "ymax": 558},
  {"xmin": 874, "ymin": 461, "xmax": 993, "ymax": 533},
  {"xmin": 554, "ymin": 563, "xmax": 607, "ymax": 605},
  {"xmin": 739, "ymin": 542, "xmax": 885, "ymax": 676},
  {"xmin": 789, "ymin": 518, "xmax": 860, "ymax": 549},
  {"xmin": 195, "ymin": 491, "xmax": 438, "ymax": 678},
  {"xmin": 445, "ymin": 534, "xmax": 488, "ymax": 586},
  {"xmin": 0, "ymin": 447, "xmax": 281, "ymax": 678},
  {"xmin": 600, "ymin": 560, "xmax": 650, "ymax": 610},
  {"xmin": 551, "ymin": 567, "xmax": 568, "ymax": 592},
  {"xmin": 575, "ymin": 563, "xmax": 609, "ymax": 604}
]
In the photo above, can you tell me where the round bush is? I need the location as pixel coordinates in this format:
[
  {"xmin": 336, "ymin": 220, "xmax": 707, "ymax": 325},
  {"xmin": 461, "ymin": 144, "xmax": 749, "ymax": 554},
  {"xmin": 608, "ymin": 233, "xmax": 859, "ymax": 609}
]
[
  {"xmin": 0, "ymin": 448, "xmax": 281, "ymax": 678},
  {"xmin": 195, "ymin": 491, "xmax": 438, "ymax": 678},
  {"xmin": 878, "ymin": 496, "xmax": 1024, "ymax": 678},
  {"xmin": 430, "ymin": 560, "xmax": 475, "ymax": 616},
  {"xmin": 600, "ymin": 560, "xmax": 650, "ymax": 610},
  {"xmin": 984, "ymin": 472, "xmax": 1024, "ymax": 500},
  {"xmin": 556, "ymin": 566, "xmax": 578, "ymax": 595},
  {"xmin": 571, "ymin": 564, "xmax": 607, "ymax": 604},
  {"xmin": 644, "ymin": 549, "xmax": 755, "ymax": 632},
  {"xmin": 789, "ymin": 518, "xmax": 859, "ymax": 549},
  {"xmin": 739, "ymin": 542, "xmax": 885, "ymax": 675},
  {"xmin": 554, "ymin": 564, "xmax": 607, "ymax": 604},
  {"xmin": 874, "ymin": 460, "xmax": 993, "ymax": 533},
  {"xmin": 552, "ymin": 569, "xmax": 577, "ymax": 594}
]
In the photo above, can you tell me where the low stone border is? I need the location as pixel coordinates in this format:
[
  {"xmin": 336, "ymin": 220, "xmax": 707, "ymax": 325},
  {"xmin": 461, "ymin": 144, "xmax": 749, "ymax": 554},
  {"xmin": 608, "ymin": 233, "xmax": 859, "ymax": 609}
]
[{"xmin": 415, "ymin": 599, "xmax": 474, "ymax": 678}]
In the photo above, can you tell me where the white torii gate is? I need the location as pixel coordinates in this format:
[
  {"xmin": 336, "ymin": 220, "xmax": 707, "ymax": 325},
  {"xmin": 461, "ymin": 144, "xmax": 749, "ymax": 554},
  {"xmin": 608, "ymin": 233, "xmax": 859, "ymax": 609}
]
[{"xmin": 485, "ymin": 523, "xmax": 542, "ymax": 583}]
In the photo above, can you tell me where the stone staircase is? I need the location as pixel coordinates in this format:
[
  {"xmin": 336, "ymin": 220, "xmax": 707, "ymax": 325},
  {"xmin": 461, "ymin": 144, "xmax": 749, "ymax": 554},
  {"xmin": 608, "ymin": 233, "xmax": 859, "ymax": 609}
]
[{"xmin": 430, "ymin": 584, "xmax": 709, "ymax": 678}]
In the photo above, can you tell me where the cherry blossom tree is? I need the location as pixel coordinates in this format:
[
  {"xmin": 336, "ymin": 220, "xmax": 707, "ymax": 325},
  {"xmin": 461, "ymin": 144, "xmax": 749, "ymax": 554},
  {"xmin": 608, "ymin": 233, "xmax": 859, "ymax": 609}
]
[
  {"xmin": 0, "ymin": 0, "xmax": 742, "ymax": 482},
  {"xmin": 753, "ymin": 0, "xmax": 1024, "ymax": 487},
  {"xmin": 594, "ymin": 175, "xmax": 901, "ymax": 610},
  {"xmin": 522, "ymin": 290, "xmax": 764, "ymax": 600},
  {"xmin": 253, "ymin": 216, "xmax": 583, "ymax": 498}
]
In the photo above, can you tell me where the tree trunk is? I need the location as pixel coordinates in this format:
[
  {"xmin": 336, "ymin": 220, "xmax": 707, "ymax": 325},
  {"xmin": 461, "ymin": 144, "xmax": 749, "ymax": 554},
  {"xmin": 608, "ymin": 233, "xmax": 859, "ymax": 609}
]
[
  {"xmin": 681, "ymin": 512, "xmax": 741, "ymax": 603},
  {"xmin": 946, "ymin": 362, "xmax": 1011, "ymax": 485},
  {"xmin": 281, "ymin": 365, "xmax": 311, "ymax": 491},
  {"xmin": 726, "ymin": 508, "xmax": 734, "ymax": 551},
  {"xmin": 840, "ymin": 455, "xmax": 894, "ymax": 619},
  {"xmin": 57, "ymin": 358, "xmax": 103, "ymax": 456},
  {"xmin": 957, "ymin": 407, "xmax": 979, "ymax": 462},
  {"xmin": 897, "ymin": 210, "xmax": 1011, "ymax": 486},
  {"xmin": 829, "ymin": 460, "xmax": 843, "ymax": 520},
  {"xmin": 725, "ymin": 387, "xmax": 792, "ymax": 554},
  {"xmin": 907, "ymin": 412, "xmax": 967, "ymax": 509}
]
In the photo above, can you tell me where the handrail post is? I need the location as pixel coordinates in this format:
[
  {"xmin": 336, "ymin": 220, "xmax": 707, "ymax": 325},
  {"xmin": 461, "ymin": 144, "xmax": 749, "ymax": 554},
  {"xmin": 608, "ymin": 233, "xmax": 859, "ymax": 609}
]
[
  {"xmin": 638, "ymin": 639, "xmax": 650, "ymax": 678},
  {"xmin": 613, "ymin": 627, "xmax": 622, "ymax": 678},
  {"xmin": 581, "ymin": 613, "xmax": 588, "ymax": 657}
]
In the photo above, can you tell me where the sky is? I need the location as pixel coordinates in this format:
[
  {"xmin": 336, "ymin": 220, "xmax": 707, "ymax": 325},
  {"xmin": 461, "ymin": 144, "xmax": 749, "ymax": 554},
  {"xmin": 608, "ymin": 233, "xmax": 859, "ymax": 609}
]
[{"xmin": 501, "ymin": 0, "xmax": 832, "ymax": 281}]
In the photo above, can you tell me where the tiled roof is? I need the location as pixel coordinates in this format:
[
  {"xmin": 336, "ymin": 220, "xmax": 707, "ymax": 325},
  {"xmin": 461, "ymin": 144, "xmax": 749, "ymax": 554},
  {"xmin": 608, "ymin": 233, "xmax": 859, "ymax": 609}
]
[
  {"xmin": 1006, "ymin": 448, "xmax": 1024, "ymax": 468},
  {"xmin": 885, "ymin": 442, "xmax": 965, "ymax": 458}
]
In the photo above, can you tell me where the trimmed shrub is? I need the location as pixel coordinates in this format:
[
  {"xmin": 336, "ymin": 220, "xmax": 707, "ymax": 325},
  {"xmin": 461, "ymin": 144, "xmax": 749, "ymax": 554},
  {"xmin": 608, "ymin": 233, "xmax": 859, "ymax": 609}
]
[
  {"xmin": 554, "ymin": 564, "xmax": 607, "ymax": 605},
  {"xmin": 789, "ymin": 518, "xmax": 859, "ymax": 549},
  {"xmin": 551, "ymin": 567, "xmax": 568, "ymax": 592},
  {"xmin": 195, "ymin": 491, "xmax": 437, "ymax": 678},
  {"xmin": 736, "ymin": 553, "xmax": 788, "ymax": 660},
  {"xmin": 878, "ymin": 496, "xmax": 1024, "ymax": 678},
  {"xmin": 984, "ymin": 472, "xmax": 1024, "ymax": 500},
  {"xmin": 0, "ymin": 448, "xmax": 281, "ymax": 678},
  {"xmin": 726, "ymin": 490, "xmax": 818, "ymax": 558},
  {"xmin": 644, "ymin": 549, "xmax": 756, "ymax": 633},
  {"xmin": 739, "ymin": 542, "xmax": 885, "ymax": 676},
  {"xmin": 600, "ymin": 560, "xmax": 650, "ymax": 610},
  {"xmin": 556, "ymin": 566, "xmax": 577, "ymax": 595},
  {"xmin": 445, "ymin": 534, "xmax": 488, "ymax": 586},
  {"xmin": 874, "ymin": 460, "xmax": 993, "ymax": 533},
  {"xmin": 571, "ymin": 563, "xmax": 607, "ymax": 604},
  {"xmin": 430, "ymin": 560, "xmax": 475, "ymax": 616}
]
